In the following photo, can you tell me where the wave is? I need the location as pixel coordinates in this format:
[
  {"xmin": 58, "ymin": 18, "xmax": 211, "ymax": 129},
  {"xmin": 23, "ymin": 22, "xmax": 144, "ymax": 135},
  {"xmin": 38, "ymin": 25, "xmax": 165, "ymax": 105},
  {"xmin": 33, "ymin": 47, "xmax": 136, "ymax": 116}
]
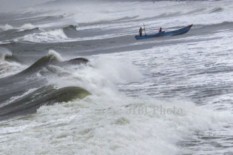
[
  {"xmin": 0, "ymin": 48, "xmax": 22, "ymax": 78},
  {"xmin": 0, "ymin": 24, "xmax": 14, "ymax": 31},
  {"xmin": 63, "ymin": 24, "xmax": 79, "ymax": 38},
  {"xmin": 210, "ymin": 7, "xmax": 224, "ymax": 13},
  {"xmin": 5, "ymin": 51, "xmax": 88, "ymax": 78},
  {"xmin": 0, "ymin": 53, "xmax": 61, "ymax": 82},
  {"xmin": 0, "ymin": 23, "xmax": 37, "ymax": 32},
  {"xmin": 19, "ymin": 23, "xmax": 37, "ymax": 31},
  {"xmin": 0, "ymin": 54, "xmax": 141, "ymax": 120},
  {"xmin": 17, "ymin": 29, "xmax": 70, "ymax": 43},
  {"xmin": 63, "ymin": 25, "xmax": 78, "ymax": 31},
  {"xmin": 0, "ymin": 47, "xmax": 22, "ymax": 63},
  {"xmin": 20, "ymin": 54, "xmax": 59, "ymax": 75},
  {"xmin": 0, "ymin": 55, "xmax": 90, "ymax": 119},
  {"xmin": 0, "ymin": 27, "xmax": 40, "ymax": 42},
  {"xmin": 0, "ymin": 85, "xmax": 90, "ymax": 120},
  {"xmin": 0, "ymin": 51, "xmax": 89, "ymax": 105},
  {"xmin": 0, "ymin": 47, "xmax": 12, "ymax": 61},
  {"xmin": 21, "ymin": 53, "xmax": 89, "ymax": 75},
  {"xmin": 0, "ymin": 57, "xmax": 22, "ymax": 78}
]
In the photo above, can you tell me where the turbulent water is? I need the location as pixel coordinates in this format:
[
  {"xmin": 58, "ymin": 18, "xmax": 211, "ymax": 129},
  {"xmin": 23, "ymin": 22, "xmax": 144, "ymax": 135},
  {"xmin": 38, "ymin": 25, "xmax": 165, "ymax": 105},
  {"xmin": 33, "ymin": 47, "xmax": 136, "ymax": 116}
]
[{"xmin": 1, "ymin": 0, "xmax": 233, "ymax": 154}]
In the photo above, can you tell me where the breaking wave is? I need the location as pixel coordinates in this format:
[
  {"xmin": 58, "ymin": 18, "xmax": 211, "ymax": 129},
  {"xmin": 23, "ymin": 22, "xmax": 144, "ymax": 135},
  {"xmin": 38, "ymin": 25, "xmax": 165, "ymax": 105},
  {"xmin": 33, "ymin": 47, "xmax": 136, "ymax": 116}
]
[
  {"xmin": 0, "ymin": 85, "xmax": 90, "ymax": 120},
  {"xmin": 0, "ymin": 50, "xmax": 91, "ymax": 119},
  {"xmin": 0, "ymin": 23, "xmax": 37, "ymax": 32},
  {"xmin": 0, "ymin": 24, "xmax": 14, "ymax": 31},
  {"xmin": 0, "ymin": 47, "xmax": 22, "ymax": 78},
  {"xmin": 17, "ymin": 29, "xmax": 70, "ymax": 43},
  {"xmin": 1, "ymin": 1, "xmax": 233, "ymax": 155}
]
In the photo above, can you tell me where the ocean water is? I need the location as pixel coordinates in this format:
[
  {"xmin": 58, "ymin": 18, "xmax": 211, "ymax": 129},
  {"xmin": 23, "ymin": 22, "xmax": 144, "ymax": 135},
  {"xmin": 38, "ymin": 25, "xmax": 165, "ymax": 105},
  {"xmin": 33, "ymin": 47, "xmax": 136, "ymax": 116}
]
[{"xmin": 1, "ymin": 0, "xmax": 233, "ymax": 155}]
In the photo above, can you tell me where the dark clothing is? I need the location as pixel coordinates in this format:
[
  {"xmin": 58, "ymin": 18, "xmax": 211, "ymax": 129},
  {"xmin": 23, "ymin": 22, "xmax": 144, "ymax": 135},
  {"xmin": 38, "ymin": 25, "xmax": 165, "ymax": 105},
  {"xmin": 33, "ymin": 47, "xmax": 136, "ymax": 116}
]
[
  {"xmin": 139, "ymin": 27, "xmax": 143, "ymax": 36},
  {"xmin": 159, "ymin": 27, "xmax": 162, "ymax": 33}
]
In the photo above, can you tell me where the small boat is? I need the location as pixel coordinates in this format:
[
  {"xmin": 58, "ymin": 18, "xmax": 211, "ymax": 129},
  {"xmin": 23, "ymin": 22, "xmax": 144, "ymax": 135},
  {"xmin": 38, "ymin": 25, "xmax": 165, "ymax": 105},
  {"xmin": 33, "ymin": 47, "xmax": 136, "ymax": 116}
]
[{"xmin": 135, "ymin": 24, "xmax": 193, "ymax": 40}]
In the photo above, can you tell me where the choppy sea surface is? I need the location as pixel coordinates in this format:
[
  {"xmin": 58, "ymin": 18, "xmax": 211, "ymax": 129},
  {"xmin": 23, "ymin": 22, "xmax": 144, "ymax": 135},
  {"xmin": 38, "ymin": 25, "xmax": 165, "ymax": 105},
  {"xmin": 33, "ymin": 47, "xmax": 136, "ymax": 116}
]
[{"xmin": 1, "ymin": 0, "xmax": 233, "ymax": 154}]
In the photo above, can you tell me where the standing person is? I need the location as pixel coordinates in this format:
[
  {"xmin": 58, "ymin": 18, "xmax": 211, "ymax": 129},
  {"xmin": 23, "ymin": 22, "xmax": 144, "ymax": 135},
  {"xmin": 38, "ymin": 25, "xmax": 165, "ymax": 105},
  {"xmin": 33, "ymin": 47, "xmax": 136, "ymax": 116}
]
[
  {"xmin": 159, "ymin": 27, "xmax": 162, "ymax": 33},
  {"xmin": 139, "ymin": 27, "xmax": 143, "ymax": 37}
]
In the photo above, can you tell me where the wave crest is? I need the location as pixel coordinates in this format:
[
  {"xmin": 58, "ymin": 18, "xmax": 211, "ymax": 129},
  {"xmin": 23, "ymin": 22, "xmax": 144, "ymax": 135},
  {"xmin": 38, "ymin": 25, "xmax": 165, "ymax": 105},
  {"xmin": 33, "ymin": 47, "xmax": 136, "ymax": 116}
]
[
  {"xmin": 0, "ymin": 85, "xmax": 90, "ymax": 120},
  {"xmin": 18, "ymin": 29, "xmax": 69, "ymax": 43},
  {"xmin": 0, "ymin": 23, "xmax": 37, "ymax": 32}
]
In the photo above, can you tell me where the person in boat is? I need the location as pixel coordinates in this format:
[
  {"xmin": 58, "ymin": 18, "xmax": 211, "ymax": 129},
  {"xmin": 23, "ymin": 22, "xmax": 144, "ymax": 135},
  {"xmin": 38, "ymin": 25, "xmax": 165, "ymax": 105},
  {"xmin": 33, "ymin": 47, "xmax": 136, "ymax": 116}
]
[
  {"xmin": 159, "ymin": 27, "xmax": 162, "ymax": 33},
  {"xmin": 139, "ymin": 27, "xmax": 145, "ymax": 37}
]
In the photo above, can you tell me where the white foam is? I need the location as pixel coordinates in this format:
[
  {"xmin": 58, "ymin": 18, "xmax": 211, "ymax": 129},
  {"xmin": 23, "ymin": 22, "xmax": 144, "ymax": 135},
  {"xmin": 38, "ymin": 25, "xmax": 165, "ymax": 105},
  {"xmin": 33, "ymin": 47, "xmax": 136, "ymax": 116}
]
[
  {"xmin": 0, "ymin": 47, "xmax": 23, "ymax": 78},
  {"xmin": 17, "ymin": 29, "xmax": 69, "ymax": 43},
  {"xmin": 0, "ymin": 94, "xmax": 232, "ymax": 155},
  {"xmin": 48, "ymin": 49, "xmax": 63, "ymax": 61},
  {"xmin": 19, "ymin": 23, "xmax": 36, "ymax": 30},
  {"xmin": 90, "ymin": 56, "xmax": 143, "ymax": 84},
  {"xmin": 0, "ymin": 24, "xmax": 14, "ymax": 31},
  {"xmin": 45, "ymin": 54, "xmax": 142, "ymax": 97},
  {"xmin": 30, "ymin": 51, "xmax": 233, "ymax": 153},
  {"xmin": 1, "ymin": 49, "xmax": 233, "ymax": 154},
  {"xmin": 0, "ymin": 61, "xmax": 23, "ymax": 78},
  {"xmin": 0, "ymin": 23, "xmax": 36, "ymax": 32},
  {"xmin": 1, "ymin": 1, "xmax": 233, "ymax": 155}
]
